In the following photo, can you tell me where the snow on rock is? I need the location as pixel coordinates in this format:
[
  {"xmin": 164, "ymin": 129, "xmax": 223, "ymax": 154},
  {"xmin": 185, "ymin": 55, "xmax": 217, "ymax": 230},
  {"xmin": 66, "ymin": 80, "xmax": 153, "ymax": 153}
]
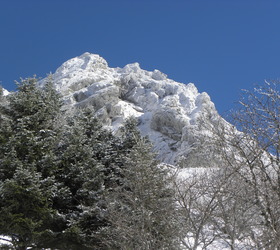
[
  {"xmin": 44, "ymin": 52, "xmax": 116, "ymax": 97},
  {"xmin": 42, "ymin": 53, "xmax": 221, "ymax": 166},
  {"xmin": 2, "ymin": 88, "xmax": 9, "ymax": 96}
]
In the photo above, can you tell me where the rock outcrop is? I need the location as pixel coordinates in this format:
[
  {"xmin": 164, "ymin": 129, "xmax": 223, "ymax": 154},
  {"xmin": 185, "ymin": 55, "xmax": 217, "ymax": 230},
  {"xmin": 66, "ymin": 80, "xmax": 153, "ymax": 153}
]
[{"xmin": 40, "ymin": 52, "xmax": 220, "ymax": 166}]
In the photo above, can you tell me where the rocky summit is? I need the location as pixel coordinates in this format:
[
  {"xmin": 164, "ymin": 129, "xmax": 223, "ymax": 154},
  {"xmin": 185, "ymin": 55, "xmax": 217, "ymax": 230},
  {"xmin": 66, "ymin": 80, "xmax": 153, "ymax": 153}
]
[{"xmin": 40, "ymin": 52, "xmax": 220, "ymax": 166}]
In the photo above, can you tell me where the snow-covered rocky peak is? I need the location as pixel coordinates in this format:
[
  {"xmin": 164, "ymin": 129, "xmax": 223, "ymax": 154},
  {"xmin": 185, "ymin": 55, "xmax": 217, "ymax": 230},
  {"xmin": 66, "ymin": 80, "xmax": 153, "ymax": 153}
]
[
  {"xmin": 57, "ymin": 52, "xmax": 108, "ymax": 74},
  {"xmin": 45, "ymin": 53, "xmax": 220, "ymax": 166},
  {"xmin": 2, "ymin": 88, "xmax": 9, "ymax": 96},
  {"xmin": 48, "ymin": 52, "xmax": 113, "ymax": 96}
]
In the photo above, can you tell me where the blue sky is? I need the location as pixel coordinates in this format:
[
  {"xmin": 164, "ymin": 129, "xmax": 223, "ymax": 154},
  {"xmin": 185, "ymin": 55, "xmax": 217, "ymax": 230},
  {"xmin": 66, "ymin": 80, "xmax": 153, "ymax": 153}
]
[{"xmin": 1, "ymin": 0, "xmax": 280, "ymax": 114}]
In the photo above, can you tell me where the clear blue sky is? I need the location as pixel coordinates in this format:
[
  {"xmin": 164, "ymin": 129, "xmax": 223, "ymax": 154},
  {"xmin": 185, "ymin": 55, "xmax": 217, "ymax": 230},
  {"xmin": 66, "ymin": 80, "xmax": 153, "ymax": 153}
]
[{"xmin": 1, "ymin": 0, "xmax": 280, "ymax": 114}]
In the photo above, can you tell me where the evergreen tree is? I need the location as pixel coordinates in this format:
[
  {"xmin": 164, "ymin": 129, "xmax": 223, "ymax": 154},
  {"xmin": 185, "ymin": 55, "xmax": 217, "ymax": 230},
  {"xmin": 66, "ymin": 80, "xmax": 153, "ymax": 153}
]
[
  {"xmin": 0, "ymin": 77, "xmax": 63, "ymax": 179},
  {"xmin": 0, "ymin": 80, "xmax": 181, "ymax": 249},
  {"xmin": 0, "ymin": 77, "xmax": 63, "ymax": 249},
  {"xmin": 0, "ymin": 167, "xmax": 54, "ymax": 249},
  {"xmin": 98, "ymin": 118, "xmax": 181, "ymax": 250},
  {"xmin": 49, "ymin": 108, "xmax": 110, "ymax": 249}
]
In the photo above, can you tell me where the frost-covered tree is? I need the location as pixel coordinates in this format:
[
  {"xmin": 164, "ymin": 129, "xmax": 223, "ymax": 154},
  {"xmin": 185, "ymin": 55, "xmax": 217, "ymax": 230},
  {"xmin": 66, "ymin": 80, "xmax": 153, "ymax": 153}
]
[
  {"xmin": 0, "ymin": 86, "xmax": 4, "ymax": 101},
  {"xmin": 0, "ymin": 167, "xmax": 55, "ymax": 250},
  {"xmin": 173, "ymin": 82, "xmax": 280, "ymax": 249},
  {"xmin": 98, "ymin": 118, "xmax": 182, "ymax": 250},
  {"xmin": 174, "ymin": 171, "xmax": 219, "ymax": 249},
  {"xmin": 0, "ymin": 80, "xmax": 183, "ymax": 249},
  {"xmin": 0, "ymin": 77, "xmax": 64, "ymax": 249},
  {"xmin": 209, "ymin": 81, "xmax": 280, "ymax": 249},
  {"xmin": 229, "ymin": 81, "xmax": 280, "ymax": 249},
  {"xmin": 49, "ymin": 108, "xmax": 109, "ymax": 249},
  {"xmin": 0, "ymin": 77, "xmax": 63, "ymax": 179}
]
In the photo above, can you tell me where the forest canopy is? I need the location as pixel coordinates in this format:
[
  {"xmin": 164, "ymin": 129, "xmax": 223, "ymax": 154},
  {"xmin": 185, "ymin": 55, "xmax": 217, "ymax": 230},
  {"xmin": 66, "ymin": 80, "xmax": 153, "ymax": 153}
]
[
  {"xmin": 0, "ymin": 78, "xmax": 181, "ymax": 249},
  {"xmin": 0, "ymin": 78, "xmax": 280, "ymax": 250}
]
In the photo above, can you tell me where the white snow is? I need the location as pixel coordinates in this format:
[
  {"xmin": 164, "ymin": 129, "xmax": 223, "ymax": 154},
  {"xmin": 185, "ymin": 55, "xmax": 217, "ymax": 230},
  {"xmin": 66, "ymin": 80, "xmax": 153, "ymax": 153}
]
[
  {"xmin": 39, "ymin": 52, "xmax": 221, "ymax": 166},
  {"xmin": 0, "ymin": 236, "xmax": 12, "ymax": 246},
  {"xmin": 2, "ymin": 88, "xmax": 9, "ymax": 96},
  {"xmin": 1, "ymin": 53, "xmax": 260, "ymax": 249}
]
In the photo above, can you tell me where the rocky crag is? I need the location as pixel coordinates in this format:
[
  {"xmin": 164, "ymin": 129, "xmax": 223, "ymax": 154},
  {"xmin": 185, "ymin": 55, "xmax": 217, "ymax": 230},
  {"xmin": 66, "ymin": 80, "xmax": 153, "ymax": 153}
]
[{"xmin": 40, "ymin": 52, "xmax": 220, "ymax": 166}]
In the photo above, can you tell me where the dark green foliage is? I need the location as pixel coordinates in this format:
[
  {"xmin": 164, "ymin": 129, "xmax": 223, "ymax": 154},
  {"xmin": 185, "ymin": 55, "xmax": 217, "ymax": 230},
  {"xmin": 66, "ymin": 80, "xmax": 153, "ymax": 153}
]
[
  {"xmin": 0, "ymin": 167, "xmax": 54, "ymax": 249},
  {"xmin": 6, "ymin": 77, "xmax": 62, "ymax": 130},
  {"xmin": 0, "ymin": 77, "xmax": 63, "ymax": 249},
  {"xmin": 98, "ymin": 119, "xmax": 181, "ymax": 250},
  {"xmin": 0, "ymin": 79, "xmax": 180, "ymax": 249},
  {"xmin": 0, "ymin": 77, "xmax": 63, "ymax": 179},
  {"xmin": 51, "ymin": 108, "xmax": 108, "ymax": 248}
]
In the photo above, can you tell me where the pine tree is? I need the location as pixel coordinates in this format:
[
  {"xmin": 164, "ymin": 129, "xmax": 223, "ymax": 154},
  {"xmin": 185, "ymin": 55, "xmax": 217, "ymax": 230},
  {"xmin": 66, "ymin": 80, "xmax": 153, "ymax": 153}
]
[
  {"xmin": 0, "ymin": 77, "xmax": 63, "ymax": 249},
  {"xmin": 98, "ymin": 118, "xmax": 181, "ymax": 250},
  {"xmin": 0, "ymin": 79, "xmax": 182, "ymax": 249},
  {"xmin": 0, "ymin": 77, "xmax": 63, "ymax": 179},
  {"xmin": 49, "ymin": 108, "xmax": 110, "ymax": 248},
  {"xmin": 0, "ymin": 167, "xmax": 54, "ymax": 249}
]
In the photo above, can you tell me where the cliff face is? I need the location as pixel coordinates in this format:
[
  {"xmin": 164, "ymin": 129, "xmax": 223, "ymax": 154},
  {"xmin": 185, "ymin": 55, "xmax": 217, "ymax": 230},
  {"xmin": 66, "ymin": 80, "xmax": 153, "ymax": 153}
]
[{"xmin": 41, "ymin": 52, "xmax": 220, "ymax": 166}]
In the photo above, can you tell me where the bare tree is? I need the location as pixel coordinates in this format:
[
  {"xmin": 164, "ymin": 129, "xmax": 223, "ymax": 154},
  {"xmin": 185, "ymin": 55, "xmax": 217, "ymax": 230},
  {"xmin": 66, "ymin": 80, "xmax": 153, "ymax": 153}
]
[
  {"xmin": 174, "ymin": 170, "xmax": 219, "ymax": 249},
  {"xmin": 212, "ymin": 81, "xmax": 280, "ymax": 249},
  {"xmin": 175, "ymin": 81, "xmax": 280, "ymax": 249}
]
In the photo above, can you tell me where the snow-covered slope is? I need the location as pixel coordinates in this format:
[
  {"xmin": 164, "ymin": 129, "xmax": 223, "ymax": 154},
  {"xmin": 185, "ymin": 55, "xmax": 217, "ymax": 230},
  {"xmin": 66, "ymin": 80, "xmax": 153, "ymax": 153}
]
[
  {"xmin": 41, "ymin": 52, "xmax": 220, "ymax": 165},
  {"xmin": 1, "ymin": 88, "xmax": 9, "ymax": 96}
]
